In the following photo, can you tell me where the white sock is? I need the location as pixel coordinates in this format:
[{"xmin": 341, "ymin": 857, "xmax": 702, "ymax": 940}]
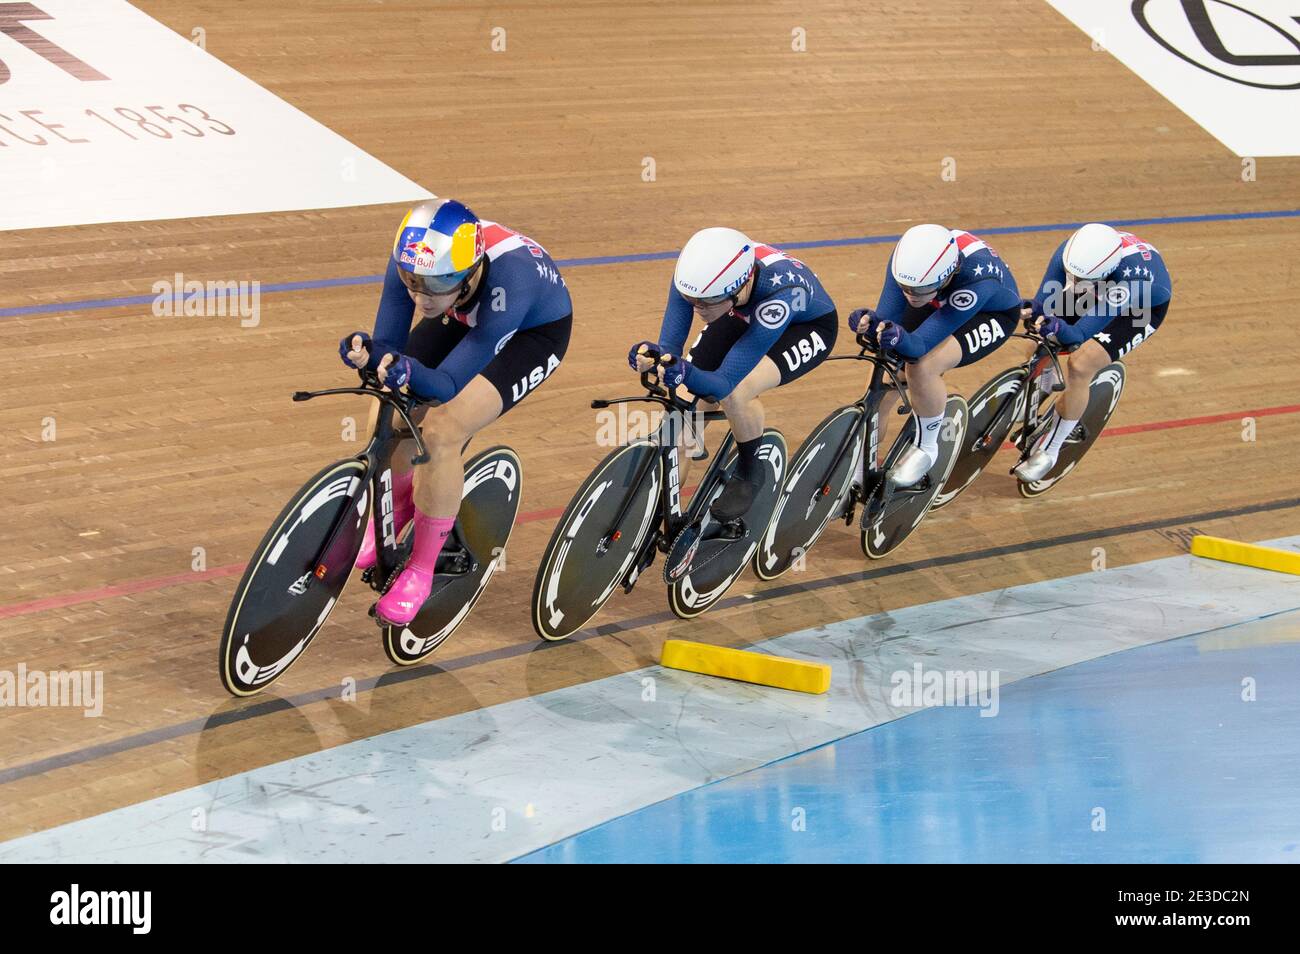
[
  {"xmin": 1042, "ymin": 416, "xmax": 1079, "ymax": 458},
  {"xmin": 916, "ymin": 414, "xmax": 944, "ymax": 458}
]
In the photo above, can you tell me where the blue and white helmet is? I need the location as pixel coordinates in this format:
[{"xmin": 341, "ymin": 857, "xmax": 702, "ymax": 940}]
[{"xmin": 392, "ymin": 198, "xmax": 485, "ymax": 294}]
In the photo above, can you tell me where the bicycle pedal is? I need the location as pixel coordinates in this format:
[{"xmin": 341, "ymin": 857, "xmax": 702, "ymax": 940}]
[
  {"xmin": 860, "ymin": 503, "xmax": 879, "ymax": 532},
  {"xmin": 841, "ymin": 483, "xmax": 862, "ymax": 525},
  {"xmin": 711, "ymin": 519, "xmax": 745, "ymax": 542},
  {"xmin": 664, "ymin": 523, "xmax": 701, "ymax": 583},
  {"xmin": 897, "ymin": 474, "xmax": 932, "ymax": 495},
  {"xmin": 436, "ymin": 546, "xmax": 474, "ymax": 576},
  {"xmin": 623, "ymin": 541, "xmax": 658, "ymax": 593}
]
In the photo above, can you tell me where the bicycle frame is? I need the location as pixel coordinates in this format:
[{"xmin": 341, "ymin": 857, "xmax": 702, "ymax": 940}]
[
  {"xmin": 288, "ymin": 370, "xmax": 440, "ymax": 591},
  {"xmin": 804, "ymin": 334, "xmax": 912, "ymax": 516},
  {"xmin": 969, "ymin": 330, "xmax": 1067, "ymax": 455},
  {"xmin": 588, "ymin": 361, "xmax": 729, "ymax": 585}
]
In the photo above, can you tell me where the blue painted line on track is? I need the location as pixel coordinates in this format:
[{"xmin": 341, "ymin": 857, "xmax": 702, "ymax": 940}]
[{"xmin": 5, "ymin": 207, "xmax": 1298, "ymax": 319}]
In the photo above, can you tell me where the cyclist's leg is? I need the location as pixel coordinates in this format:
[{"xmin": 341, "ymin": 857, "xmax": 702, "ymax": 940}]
[
  {"xmin": 357, "ymin": 319, "xmax": 466, "ymax": 568},
  {"xmin": 378, "ymin": 316, "xmax": 571, "ymax": 623},
  {"xmin": 1057, "ymin": 340, "xmax": 1111, "ymax": 421},
  {"xmin": 1063, "ymin": 300, "xmax": 1169, "ymax": 421},
  {"xmin": 677, "ymin": 315, "xmax": 746, "ymax": 487},
  {"xmin": 713, "ymin": 311, "xmax": 838, "ymax": 518},
  {"xmin": 870, "ymin": 305, "xmax": 927, "ymax": 469},
  {"xmin": 886, "ymin": 338, "xmax": 961, "ymax": 483},
  {"xmin": 891, "ymin": 307, "xmax": 1018, "ymax": 484},
  {"xmin": 1019, "ymin": 301, "xmax": 1166, "ymax": 479},
  {"xmin": 718, "ymin": 359, "xmax": 779, "ymax": 441}
]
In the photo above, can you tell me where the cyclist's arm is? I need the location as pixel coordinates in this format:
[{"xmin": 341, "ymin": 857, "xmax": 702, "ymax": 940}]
[
  {"xmin": 368, "ymin": 259, "xmax": 417, "ymax": 369},
  {"xmin": 872, "ymin": 266, "xmax": 909, "ymax": 325},
  {"xmin": 1032, "ymin": 241, "xmax": 1069, "ymax": 319},
  {"xmin": 403, "ymin": 303, "xmax": 528, "ymax": 403},
  {"xmin": 682, "ymin": 320, "xmax": 783, "ymax": 401},
  {"xmin": 1058, "ymin": 275, "xmax": 1171, "ymax": 345},
  {"xmin": 657, "ymin": 280, "xmax": 695, "ymax": 355},
  {"xmin": 892, "ymin": 280, "xmax": 1005, "ymax": 358}
]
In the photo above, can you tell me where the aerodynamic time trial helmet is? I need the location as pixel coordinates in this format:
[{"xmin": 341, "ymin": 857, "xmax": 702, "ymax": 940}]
[
  {"xmin": 673, "ymin": 227, "xmax": 756, "ymax": 305},
  {"xmin": 1062, "ymin": 223, "xmax": 1124, "ymax": 282},
  {"xmin": 392, "ymin": 198, "xmax": 485, "ymax": 295},
  {"xmin": 891, "ymin": 224, "xmax": 960, "ymax": 304}
]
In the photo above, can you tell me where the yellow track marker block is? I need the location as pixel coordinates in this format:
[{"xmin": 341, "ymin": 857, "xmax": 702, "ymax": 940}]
[
  {"xmin": 1190, "ymin": 535, "xmax": 1300, "ymax": 576},
  {"xmin": 660, "ymin": 639, "xmax": 831, "ymax": 694}
]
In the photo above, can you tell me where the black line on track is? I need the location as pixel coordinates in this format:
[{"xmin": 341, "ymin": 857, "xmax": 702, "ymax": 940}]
[{"xmin": 2, "ymin": 494, "xmax": 1297, "ymax": 789}]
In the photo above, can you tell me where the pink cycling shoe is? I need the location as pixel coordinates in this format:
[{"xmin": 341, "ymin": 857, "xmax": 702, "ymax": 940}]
[
  {"xmin": 374, "ymin": 512, "xmax": 457, "ymax": 626},
  {"xmin": 356, "ymin": 470, "xmax": 415, "ymax": 571}
]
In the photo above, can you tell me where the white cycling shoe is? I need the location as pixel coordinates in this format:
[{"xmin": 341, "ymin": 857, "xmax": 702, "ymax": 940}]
[
  {"xmin": 887, "ymin": 444, "xmax": 935, "ymax": 487},
  {"xmin": 1013, "ymin": 448, "xmax": 1058, "ymax": 483}
]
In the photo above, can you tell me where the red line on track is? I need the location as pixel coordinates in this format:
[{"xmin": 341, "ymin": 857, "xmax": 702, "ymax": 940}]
[{"xmin": 3, "ymin": 403, "xmax": 1298, "ymax": 622}]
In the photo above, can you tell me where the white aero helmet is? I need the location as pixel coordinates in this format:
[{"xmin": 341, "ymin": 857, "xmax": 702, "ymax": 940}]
[
  {"xmin": 674, "ymin": 227, "xmax": 755, "ymax": 303},
  {"xmin": 891, "ymin": 224, "xmax": 960, "ymax": 303},
  {"xmin": 1063, "ymin": 223, "xmax": 1124, "ymax": 282}
]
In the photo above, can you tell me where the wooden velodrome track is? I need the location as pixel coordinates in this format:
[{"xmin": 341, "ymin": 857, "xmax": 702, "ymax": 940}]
[{"xmin": 2, "ymin": 0, "xmax": 1298, "ymax": 842}]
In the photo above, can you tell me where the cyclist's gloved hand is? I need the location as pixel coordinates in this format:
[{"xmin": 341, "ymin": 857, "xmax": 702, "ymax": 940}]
[
  {"xmin": 661, "ymin": 354, "xmax": 688, "ymax": 390},
  {"xmin": 628, "ymin": 340, "xmax": 658, "ymax": 372},
  {"xmin": 377, "ymin": 351, "xmax": 412, "ymax": 390},
  {"xmin": 340, "ymin": 331, "xmax": 372, "ymax": 369},
  {"xmin": 876, "ymin": 320, "xmax": 904, "ymax": 351},
  {"xmin": 847, "ymin": 308, "xmax": 879, "ymax": 333},
  {"xmin": 1036, "ymin": 316, "xmax": 1066, "ymax": 343}
]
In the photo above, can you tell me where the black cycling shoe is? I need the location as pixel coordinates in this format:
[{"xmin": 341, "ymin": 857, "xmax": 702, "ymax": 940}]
[{"xmin": 710, "ymin": 475, "xmax": 756, "ymax": 521}]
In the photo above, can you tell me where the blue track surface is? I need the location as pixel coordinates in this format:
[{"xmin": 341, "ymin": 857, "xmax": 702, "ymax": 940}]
[{"xmin": 517, "ymin": 613, "xmax": 1300, "ymax": 863}]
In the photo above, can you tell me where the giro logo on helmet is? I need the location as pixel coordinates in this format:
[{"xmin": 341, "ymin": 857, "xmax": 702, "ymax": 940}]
[
  {"xmin": 674, "ymin": 227, "xmax": 756, "ymax": 302},
  {"xmin": 892, "ymin": 224, "xmax": 961, "ymax": 296}
]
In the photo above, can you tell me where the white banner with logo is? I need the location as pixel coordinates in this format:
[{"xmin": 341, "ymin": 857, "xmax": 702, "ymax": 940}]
[
  {"xmin": 1046, "ymin": 0, "xmax": 1300, "ymax": 156},
  {"xmin": 0, "ymin": 0, "xmax": 431, "ymax": 231}
]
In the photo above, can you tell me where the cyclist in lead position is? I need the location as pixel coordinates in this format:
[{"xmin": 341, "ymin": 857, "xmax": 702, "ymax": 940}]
[{"xmin": 339, "ymin": 198, "xmax": 572, "ymax": 625}]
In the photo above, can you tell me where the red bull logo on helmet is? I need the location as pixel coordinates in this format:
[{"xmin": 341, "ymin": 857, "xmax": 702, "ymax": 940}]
[
  {"xmin": 392, "ymin": 202, "xmax": 484, "ymax": 280},
  {"xmin": 397, "ymin": 232, "xmax": 444, "ymax": 273}
]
